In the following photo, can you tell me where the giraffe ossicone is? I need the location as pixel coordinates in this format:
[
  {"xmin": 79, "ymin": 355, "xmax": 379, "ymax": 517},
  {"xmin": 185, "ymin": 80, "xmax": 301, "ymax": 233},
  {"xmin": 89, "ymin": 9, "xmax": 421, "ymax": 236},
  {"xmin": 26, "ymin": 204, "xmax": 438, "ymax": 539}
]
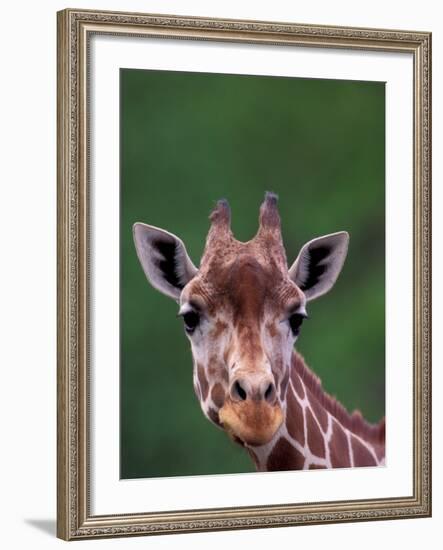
[{"xmin": 133, "ymin": 193, "xmax": 385, "ymax": 471}]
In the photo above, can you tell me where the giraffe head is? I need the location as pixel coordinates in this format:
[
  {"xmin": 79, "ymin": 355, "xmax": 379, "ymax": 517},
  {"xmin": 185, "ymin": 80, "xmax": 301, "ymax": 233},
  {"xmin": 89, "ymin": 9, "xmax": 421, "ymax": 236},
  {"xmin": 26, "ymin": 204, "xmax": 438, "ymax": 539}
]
[{"xmin": 133, "ymin": 193, "xmax": 349, "ymax": 448}]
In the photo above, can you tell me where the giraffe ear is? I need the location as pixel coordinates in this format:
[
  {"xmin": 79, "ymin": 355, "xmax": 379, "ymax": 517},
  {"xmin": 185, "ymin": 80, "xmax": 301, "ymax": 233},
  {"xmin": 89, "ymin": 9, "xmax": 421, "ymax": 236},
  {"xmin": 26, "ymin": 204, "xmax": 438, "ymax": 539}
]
[
  {"xmin": 288, "ymin": 232, "xmax": 349, "ymax": 301},
  {"xmin": 133, "ymin": 223, "xmax": 198, "ymax": 301}
]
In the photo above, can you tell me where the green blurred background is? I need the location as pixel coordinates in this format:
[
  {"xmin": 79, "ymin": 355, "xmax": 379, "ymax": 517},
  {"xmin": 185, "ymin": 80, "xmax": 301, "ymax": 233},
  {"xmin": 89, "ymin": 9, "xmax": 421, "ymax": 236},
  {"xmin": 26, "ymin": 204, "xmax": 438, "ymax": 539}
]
[{"xmin": 120, "ymin": 69, "xmax": 385, "ymax": 479}]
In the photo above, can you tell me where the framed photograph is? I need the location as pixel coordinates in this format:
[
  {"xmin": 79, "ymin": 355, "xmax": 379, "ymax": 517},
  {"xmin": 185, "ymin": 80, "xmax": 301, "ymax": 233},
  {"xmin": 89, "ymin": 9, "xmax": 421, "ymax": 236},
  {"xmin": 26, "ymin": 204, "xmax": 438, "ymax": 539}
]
[{"xmin": 57, "ymin": 8, "xmax": 431, "ymax": 540}]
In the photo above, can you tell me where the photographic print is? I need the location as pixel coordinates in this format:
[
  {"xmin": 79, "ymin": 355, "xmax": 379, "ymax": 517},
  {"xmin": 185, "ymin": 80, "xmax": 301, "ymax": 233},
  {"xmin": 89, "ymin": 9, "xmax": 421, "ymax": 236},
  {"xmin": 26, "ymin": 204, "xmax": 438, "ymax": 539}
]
[
  {"xmin": 123, "ymin": 70, "xmax": 385, "ymax": 478},
  {"xmin": 57, "ymin": 9, "xmax": 430, "ymax": 539}
]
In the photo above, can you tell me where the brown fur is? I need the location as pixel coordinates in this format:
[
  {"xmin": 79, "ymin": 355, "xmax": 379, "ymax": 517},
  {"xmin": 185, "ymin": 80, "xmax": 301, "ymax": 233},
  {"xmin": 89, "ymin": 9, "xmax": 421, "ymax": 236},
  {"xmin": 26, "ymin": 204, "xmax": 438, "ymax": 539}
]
[
  {"xmin": 291, "ymin": 352, "xmax": 385, "ymax": 446},
  {"xmin": 306, "ymin": 408, "xmax": 326, "ymax": 458},
  {"xmin": 351, "ymin": 435, "xmax": 377, "ymax": 467},
  {"xmin": 207, "ymin": 407, "xmax": 221, "ymax": 426},
  {"xmin": 374, "ymin": 440, "xmax": 386, "ymax": 462},
  {"xmin": 266, "ymin": 321, "xmax": 278, "ymax": 338},
  {"xmin": 291, "ymin": 366, "xmax": 305, "ymax": 399},
  {"xmin": 197, "ymin": 363, "xmax": 209, "ymax": 400},
  {"xmin": 330, "ymin": 419, "xmax": 351, "ymax": 468},
  {"xmin": 279, "ymin": 368, "xmax": 290, "ymax": 400},
  {"xmin": 212, "ymin": 319, "xmax": 228, "ymax": 338},
  {"xmin": 211, "ymin": 383, "xmax": 225, "ymax": 408},
  {"xmin": 207, "ymin": 357, "xmax": 228, "ymax": 382},
  {"xmin": 228, "ymin": 257, "xmax": 268, "ymax": 321},
  {"xmin": 286, "ymin": 385, "xmax": 305, "ymax": 446},
  {"xmin": 310, "ymin": 393, "xmax": 329, "ymax": 433},
  {"xmin": 267, "ymin": 437, "xmax": 305, "ymax": 471}
]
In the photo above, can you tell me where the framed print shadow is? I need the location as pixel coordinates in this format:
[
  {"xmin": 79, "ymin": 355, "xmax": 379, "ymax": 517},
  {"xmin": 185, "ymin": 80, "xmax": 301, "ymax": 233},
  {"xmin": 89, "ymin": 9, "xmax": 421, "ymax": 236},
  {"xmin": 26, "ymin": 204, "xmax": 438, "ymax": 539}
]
[{"xmin": 57, "ymin": 8, "xmax": 432, "ymax": 540}]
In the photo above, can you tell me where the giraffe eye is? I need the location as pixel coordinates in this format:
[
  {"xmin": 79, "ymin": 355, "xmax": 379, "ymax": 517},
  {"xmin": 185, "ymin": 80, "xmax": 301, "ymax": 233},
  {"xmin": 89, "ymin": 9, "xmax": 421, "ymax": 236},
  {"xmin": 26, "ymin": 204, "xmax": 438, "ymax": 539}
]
[
  {"xmin": 182, "ymin": 310, "xmax": 200, "ymax": 334},
  {"xmin": 288, "ymin": 312, "xmax": 307, "ymax": 336}
]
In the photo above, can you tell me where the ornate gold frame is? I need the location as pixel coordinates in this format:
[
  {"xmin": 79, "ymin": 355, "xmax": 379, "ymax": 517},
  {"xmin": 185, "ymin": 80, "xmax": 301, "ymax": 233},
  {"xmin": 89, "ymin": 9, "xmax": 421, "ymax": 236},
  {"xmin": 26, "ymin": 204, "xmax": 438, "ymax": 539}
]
[{"xmin": 57, "ymin": 8, "xmax": 431, "ymax": 540}]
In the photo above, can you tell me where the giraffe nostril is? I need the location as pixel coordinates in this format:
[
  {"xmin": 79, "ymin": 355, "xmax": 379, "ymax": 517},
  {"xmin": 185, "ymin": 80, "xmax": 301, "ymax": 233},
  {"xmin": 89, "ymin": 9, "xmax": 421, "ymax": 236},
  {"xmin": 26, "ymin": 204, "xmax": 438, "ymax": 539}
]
[
  {"xmin": 264, "ymin": 382, "xmax": 276, "ymax": 403},
  {"xmin": 235, "ymin": 380, "xmax": 247, "ymax": 401},
  {"xmin": 231, "ymin": 379, "xmax": 247, "ymax": 401}
]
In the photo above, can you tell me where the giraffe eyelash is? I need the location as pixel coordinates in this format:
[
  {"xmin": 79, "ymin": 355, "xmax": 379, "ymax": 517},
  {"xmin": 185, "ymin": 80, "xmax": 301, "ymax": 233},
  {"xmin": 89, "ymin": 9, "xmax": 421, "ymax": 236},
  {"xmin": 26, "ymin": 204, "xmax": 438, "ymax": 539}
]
[{"xmin": 279, "ymin": 309, "xmax": 309, "ymax": 324}]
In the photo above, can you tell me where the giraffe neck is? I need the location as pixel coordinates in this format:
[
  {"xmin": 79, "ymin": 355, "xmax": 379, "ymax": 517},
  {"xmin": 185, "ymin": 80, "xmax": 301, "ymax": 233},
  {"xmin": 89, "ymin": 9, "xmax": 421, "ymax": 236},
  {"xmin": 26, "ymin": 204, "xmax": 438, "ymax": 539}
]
[{"xmin": 246, "ymin": 351, "xmax": 385, "ymax": 471}]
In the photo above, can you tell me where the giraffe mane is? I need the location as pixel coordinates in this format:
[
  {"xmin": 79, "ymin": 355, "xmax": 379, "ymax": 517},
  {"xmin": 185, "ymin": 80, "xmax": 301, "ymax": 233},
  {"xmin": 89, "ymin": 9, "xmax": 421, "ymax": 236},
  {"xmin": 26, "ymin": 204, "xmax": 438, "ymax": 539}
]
[{"xmin": 291, "ymin": 352, "xmax": 385, "ymax": 444}]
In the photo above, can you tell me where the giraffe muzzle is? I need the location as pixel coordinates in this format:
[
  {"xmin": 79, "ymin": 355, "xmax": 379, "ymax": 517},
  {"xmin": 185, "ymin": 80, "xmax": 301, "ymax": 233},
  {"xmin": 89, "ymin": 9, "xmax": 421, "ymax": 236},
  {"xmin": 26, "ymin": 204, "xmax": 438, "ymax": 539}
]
[{"xmin": 219, "ymin": 398, "xmax": 283, "ymax": 447}]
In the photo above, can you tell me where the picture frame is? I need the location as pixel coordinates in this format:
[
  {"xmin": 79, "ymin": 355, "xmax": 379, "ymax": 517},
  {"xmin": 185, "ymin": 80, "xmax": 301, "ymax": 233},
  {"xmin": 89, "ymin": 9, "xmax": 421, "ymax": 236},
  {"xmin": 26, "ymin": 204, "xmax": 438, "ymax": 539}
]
[{"xmin": 57, "ymin": 8, "xmax": 431, "ymax": 540}]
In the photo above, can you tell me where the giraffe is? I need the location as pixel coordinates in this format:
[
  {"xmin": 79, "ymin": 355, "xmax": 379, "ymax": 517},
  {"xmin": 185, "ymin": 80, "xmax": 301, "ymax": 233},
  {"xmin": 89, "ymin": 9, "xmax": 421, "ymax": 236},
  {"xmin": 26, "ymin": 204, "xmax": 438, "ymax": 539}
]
[{"xmin": 133, "ymin": 193, "xmax": 385, "ymax": 471}]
